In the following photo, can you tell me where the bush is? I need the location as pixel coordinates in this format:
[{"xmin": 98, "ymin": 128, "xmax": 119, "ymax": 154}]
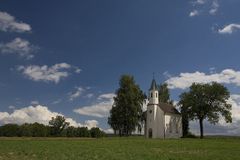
[{"xmin": 90, "ymin": 127, "xmax": 105, "ymax": 138}]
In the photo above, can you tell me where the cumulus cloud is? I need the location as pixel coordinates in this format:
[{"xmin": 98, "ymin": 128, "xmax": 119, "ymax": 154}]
[
  {"xmin": 17, "ymin": 63, "xmax": 80, "ymax": 84},
  {"xmin": 166, "ymin": 69, "xmax": 240, "ymax": 89},
  {"xmin": 74, "ymin": 93, "xmax": 115, "ymax": 118},
  {"xmin": 69, "ymin": 87, "xmax": 85, "ymax": 101},
  {"xmin": 84, "ymin": 120, "xmax": 98, "ymax": 129},
  {"xmin": 0, "ymin": 38, "xmax": 37, "ymax": 59},
  {"xmin": 218, "ymin": 24, "xmax": 240, "ymax": 34},
  {"xmin": 0, "ymin": 11, "xmax": 31, "ymax": 32},
  {"xmin": 0, "ymin": 105, "xmax": 98, "ymax": 129}
]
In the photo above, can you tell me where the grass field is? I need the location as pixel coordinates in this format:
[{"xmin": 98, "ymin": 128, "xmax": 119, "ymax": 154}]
[{"xmin": 0, "ymin": 137, "xmax": 239, "ymax": 160}]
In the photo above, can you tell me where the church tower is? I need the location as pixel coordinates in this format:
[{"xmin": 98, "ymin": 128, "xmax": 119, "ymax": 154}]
[{"xmin": 146, "ymin": 78, "xmax": 159, "ymax": 138}]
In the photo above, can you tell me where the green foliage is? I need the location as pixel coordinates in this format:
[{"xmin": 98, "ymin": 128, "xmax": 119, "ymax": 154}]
[
  {"xmin": 158, "ymin": 83, "xmax": 173, "ymax": 105},
  {"xmin": 0, "ymin": 124, "xmax": 20, "ymax": 137},
  {"xmin": 90, "ymin": 127, "xmax": 105, "ymax": 138},
  {"xmin": 179, "ymin": 82, "xmax": 232, "ymax": 138},
  {"xmin": 0, "ymin": 116, "xmax": 104, "ymax": 138},
  {"xmin": 76, "ymin": 127, "xmax": 90, "ymax": 137},
  {"xmin": 49, "ymin": 115, "xmax": 70, "ymax": 136},
  {"xmin": 108, "ymin": 75, "xmax": 144, "ymax": 136}
]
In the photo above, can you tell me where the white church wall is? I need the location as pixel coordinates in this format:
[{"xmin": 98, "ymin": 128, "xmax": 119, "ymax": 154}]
[
  {"xmin": 155, "ymin": 107, "xmax": 165, "ymax": 138},
  {"xmin": 146, "ymin": 104, "xmax": 157, "ymax": 138},
  {"xmin": 164, "ymin": 114, "xmax": 182, "ymax": 138}
]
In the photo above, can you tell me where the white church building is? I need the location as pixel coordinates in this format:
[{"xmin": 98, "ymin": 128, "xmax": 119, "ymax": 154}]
[{"xmin": 145, "ymin": 79, "xmax": 182, "ymax": 138}]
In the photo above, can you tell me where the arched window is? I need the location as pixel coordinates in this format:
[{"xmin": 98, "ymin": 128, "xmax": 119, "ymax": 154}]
[
  {"xmin": 156, "ymin": 93, "xmax": 158, "ymax": 98},
  {"xmin": 151, "ymin": 92, "xmax": 153, "ymax": 98}
]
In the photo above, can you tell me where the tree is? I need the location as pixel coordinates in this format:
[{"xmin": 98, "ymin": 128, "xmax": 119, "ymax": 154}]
[
  {"xmin": 49, "ymin": 115, "xmax": 70, "ymax": 136},
  {"xmin": 0, "ymin": 124, "xmax": 19, "ymax": 137},
  {"xmin": 66, "ymin": 126, "xmax": 77, "ymax": 137},
  {"xmin": 178, "ymin": 82, "xmax": 232, "ymax": 138},
  {"xmin": 76, "ymin": 127, "xmax": 90, "ymax": 137},
  {"xmin": 31, "ymin": 122, "xmax": 50, "ymax": 137},
  {"xmin": 178, "ymin": 97, "xmax": 190, "ymax": 137},
  {"xmin": 108, "ymin": 75, "xmax": 144, "ymax": 136},
  {"xmin": 90, "ymin": 127, "xmax": 105, "ymax": 138},
  {"xmin": 158, "ymin": 83, "xmax": 173, "ymax": 105}
]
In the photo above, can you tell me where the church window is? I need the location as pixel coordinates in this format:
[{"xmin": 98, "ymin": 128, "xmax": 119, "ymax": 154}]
[
  {"xmin": 151, "ymin": 93, "xmax": 153, "ymax": 98},
  {"xmin": 156, "ymin": 93, "xmax": 157, "ymax": 98}
]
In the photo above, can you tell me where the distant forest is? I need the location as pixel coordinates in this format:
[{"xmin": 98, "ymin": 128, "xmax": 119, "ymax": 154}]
[{"xmin": 0, "ymin": 116, "xmax": 105, "ymax": 138}]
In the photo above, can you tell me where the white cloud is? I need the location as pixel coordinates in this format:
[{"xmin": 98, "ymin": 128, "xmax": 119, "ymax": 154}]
[
  {"xmin": 190, "ymin": 0, "xmax": 220, "ymax": 17},
  {"xmin": 8, "ymin": 105, "xmax": 15, "ymax": 109},
  {"xmin": 0, "ymin": 38, "xmax": 37, "ymax": 59},
  {"xmin": 163, "ymin": 71, "xmax": 172, "ymax": 79},
  {"xmin": 0, "ymin": 105, "xmax": 98, "ymax": 129},
  {"xmin": 69, "ymin": 87, "xmax": 85, "ymax": 101},
  {"xmin": 97, "ymin": 93, "xmax": 115, "ymax": 100},
  {"xmin": 84, "ymin": 120, "xmax": 98, "ymax": 129},
  {"xmin": 52, "ymin": 99, "xmax": 62, "ymax": 104},
  {"xmin": 0, "ymin": 11, "xmax": 31, "ymax": 32},
  {"xmin": 209, "ymin": 0, "xmax": 219, "ymax": 15},
  {"xmin": 218, "ymin": 24, "xmax": 240, "ymax": 34},
  {"xmin": 75, "ymin": 68, "xmax": 81, "ymax": 74},
  {"xmin": 166, "ymin": 69, "xmax": 240, "ymax": 89},
  {"xmin": 74, "ymin": 93, "xmax": 115, "ymax": 118},
  {"xmin": 194, "ymin": 0, "xmax": 206, "ymax": 5},
  {"xmin": 189, "ymin": 10, "xmax": 199, "ymax": 17},
  {"xmin": 104, "ymin": 128, "xmax": 114, "ymax": 134},
  {"xmin": 86, "ymin": 93, "xmax": 94, "ymax": 98},
  {"xmin": 30, "ymin": 100, "xmax": 39, "ymax": 106},
  {"xmin": 17, "ymin": 63, "xmax": 80, "ymax": 84}
]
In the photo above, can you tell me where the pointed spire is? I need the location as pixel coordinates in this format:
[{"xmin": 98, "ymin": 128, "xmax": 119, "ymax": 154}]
[{"xmin": 149, "ymin": 78, "xmax": 157, "ymax": 91}]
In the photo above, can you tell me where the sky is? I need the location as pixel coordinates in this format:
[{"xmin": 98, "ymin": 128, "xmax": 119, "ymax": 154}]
[{"xmin": 0, "ymin": 0, "xmax": 240, "ymax": 135}]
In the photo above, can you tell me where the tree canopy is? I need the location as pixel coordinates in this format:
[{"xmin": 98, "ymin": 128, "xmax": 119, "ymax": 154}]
[
  {"xmin": 108, "ymin": 75, "xmax": 144, "ymax": 136},
  {"xmin": 49, "ymin": 115, "xmax": 70, "ymax": 136},
  {"xmin": 178, "ymin": 82, "xmax": 232, "ymax": 138},
  {"xmin": 158, "ymin": 83, "xmax": 173, "ymax": 105}
]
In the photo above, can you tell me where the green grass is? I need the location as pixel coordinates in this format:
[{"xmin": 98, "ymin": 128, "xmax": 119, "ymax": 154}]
[{"xmin": 0, "ymin": 137, "xmax": 239, "ymax": 160}]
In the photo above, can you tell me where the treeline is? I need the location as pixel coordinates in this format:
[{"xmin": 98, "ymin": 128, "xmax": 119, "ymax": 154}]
[{"xmin": 0, "ymin": 116, "xmax": 105, "ymax": 138}]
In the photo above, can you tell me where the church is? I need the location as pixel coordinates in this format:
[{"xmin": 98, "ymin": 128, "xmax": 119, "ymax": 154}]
[{"xmin": 145, "ymin": 79, "xmax": 182, "ymax": 138}]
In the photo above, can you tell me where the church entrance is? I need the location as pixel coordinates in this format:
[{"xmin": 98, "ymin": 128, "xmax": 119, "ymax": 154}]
[{"xmin": 148, "ymin": 128, "xmax": 152, "ymax": 138}]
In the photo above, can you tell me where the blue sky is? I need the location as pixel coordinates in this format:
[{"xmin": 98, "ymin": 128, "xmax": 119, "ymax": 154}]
[{"xmin": 0, "ymin": 0, "xmax": 240, "ymax": 134}]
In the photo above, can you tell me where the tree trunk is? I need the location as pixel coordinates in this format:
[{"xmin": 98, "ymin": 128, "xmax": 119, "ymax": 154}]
[{"xmin": 199, "ymin": 119, "xmax": 204, "ymax": 139}]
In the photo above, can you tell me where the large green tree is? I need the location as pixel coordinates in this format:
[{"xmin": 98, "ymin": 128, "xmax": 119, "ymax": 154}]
[
  {"xmin": 158, "ymin": 83, "xmax": 173, "ymax": 105},
  {"xmin": 108, "ymin": 75, "xmax": 144, "ymax": 136},
  {"xmin": 178, "ymin": 82, "xmax": 232, "ymax": 138},
  {"xmin": 49, "ymin": 115, "xmax": 70, "ymax": 136}
]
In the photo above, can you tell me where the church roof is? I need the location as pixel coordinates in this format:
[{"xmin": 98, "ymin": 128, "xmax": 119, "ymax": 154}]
[
  {"xmin": 158, "ymin": 102, "xmax": 181, "ymax": 115},
  {"xmin": 149, "ymin": 79, "xmax": 158, "ymax": 91}
]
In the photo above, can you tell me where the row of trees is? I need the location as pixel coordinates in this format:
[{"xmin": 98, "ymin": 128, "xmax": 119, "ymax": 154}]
[
  {"xmin": 108, "ymin": 75, "xmax": 232, "ymax": 138},
  {"xmin": 0, "ymin": 116, "xmax": 105, "ymax": 138}
]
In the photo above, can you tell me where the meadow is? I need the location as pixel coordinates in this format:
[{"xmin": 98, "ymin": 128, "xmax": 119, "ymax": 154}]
[{"xmin": 0, "ymin": 137, "xmax": 239, "ymax": 160}]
